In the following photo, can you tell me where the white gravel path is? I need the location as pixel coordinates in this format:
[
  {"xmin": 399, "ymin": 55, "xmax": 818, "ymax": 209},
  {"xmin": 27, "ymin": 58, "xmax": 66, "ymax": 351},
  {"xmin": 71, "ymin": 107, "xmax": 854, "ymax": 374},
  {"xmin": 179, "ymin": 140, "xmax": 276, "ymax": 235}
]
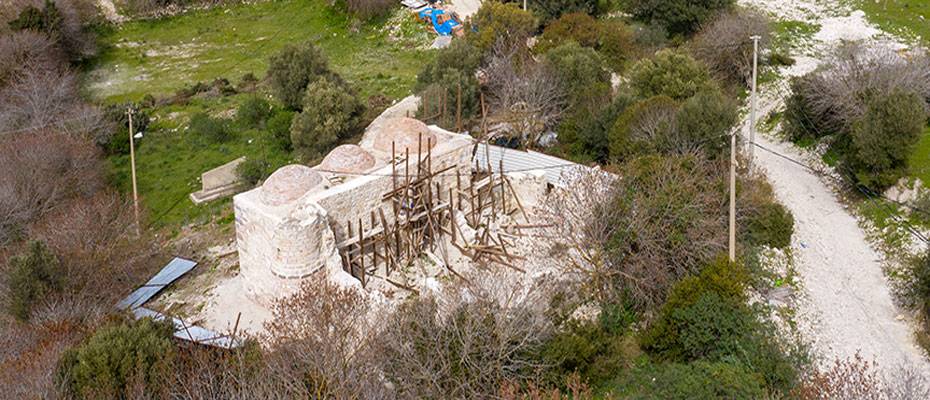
[{"xmin": 738, "ymin": 0, "xmax": 930, "ymax": 375}]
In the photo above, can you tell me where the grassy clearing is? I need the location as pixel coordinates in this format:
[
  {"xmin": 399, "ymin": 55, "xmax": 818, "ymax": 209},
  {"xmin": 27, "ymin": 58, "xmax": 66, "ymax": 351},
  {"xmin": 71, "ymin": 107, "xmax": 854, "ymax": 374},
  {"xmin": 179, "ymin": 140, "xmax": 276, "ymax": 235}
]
[
  {"xmin": 87, "ymin": 0, "xmax": 434, "ymax": 103},
  {"xmin": 91, "ymin": 1, "xmax": 437, "ymax": 230},
  {"xmin": 852, "ymin": 0, "xmax": 930, "ymax": 43},
  {"xmin": 772, "ymin": 20, "xmax": 820, "ymax": 50},
  {"xmin": 107, "ymin": 93, "xmax": 295, "ymax": 230}
]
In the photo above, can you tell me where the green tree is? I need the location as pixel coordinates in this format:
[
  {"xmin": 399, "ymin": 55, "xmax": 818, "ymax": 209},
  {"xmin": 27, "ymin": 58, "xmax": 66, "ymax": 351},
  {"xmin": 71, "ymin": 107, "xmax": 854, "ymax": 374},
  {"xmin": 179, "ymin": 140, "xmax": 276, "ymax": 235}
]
[
  {"xmin": 267, "ymin": 42, "xmax": 333, "ymax": 110},
  {"xmin": 608, "ymin": 96, "xmax": 678, "ymax": 160},
  {"xmin": 3, "ymin": 241, "xmax": 62, "ymax": 321},
  {"xmin": 846, "ymin": 90, "xmax": 927, "ymax": 190},
  {"xmin": 290, "ymin": 77, "xmax": 364, "ymax": 160},
  {"xmin": 544, "ymin": 41, "xmax": 609, "ymax": 105},
  {"xmin": 674, "ymin": 89, "xmax": 738, "ymax": 158},
  {"xmin": 416, "ymin": 39, "xmax": 483, "ymax": 90},
  {"xmin": 629, "ymin": 49, "xmax": 712, "ymax": 100},
  {"xmin": 465, "ymin": 1, "xmax": 538, "ymax": 51},
  {"xmin": 58, "ymin": 317, "xmax": 176, "ymax": 398},
  {"xmin": 625, "ymin": 0, "xmax": 734, "ymax": 36},
  {"xmin": 529, "ymin": 0, "xmax": 599, "ymax": 24}
]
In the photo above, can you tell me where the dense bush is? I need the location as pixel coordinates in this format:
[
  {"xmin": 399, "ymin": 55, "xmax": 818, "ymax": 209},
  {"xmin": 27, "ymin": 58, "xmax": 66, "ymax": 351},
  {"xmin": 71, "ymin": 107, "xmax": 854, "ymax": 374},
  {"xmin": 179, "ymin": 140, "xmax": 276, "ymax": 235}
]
[
  {"xmin": 267, "ymin": 109, "xmax": 295, "ymax": 150},
  {"xmin": 558, "ymin": 89, "xmax": 635, "ymax": 162},
  {"xmin": 3, "ymin": 241, "xmax": 63, "ymax": 321},
  {"xmin": 536, "ymin": 14, "xmax": 636, "ymax": 71},
  {"xmin": 544, "ymin": 41, "xmax": 609, "ymax": 104},
  {"xmin": 629, "ymin": 49, "xmax": 712, "ymax": 100},
  {"xmin": 624, "ymin": 0, "xmax": 735, "ymax": 36},
  {"xmin": 911, "ymin": 250, "xmax": 930, "ymax": 329},
  {"xmin": 782, "ymin": 75, "xmax": 835, "ymax": 142},
  {"xmin": 641, "ymin": 256, "xmax": 798, "ymax": 391},
  {"xmin": 416, "ymin": 40, "xmax": 483, "ymax": 90},
  {"xmin": 267, "ymin": 42, "xmax": 333, "ymax": 110},
  {"xmin": 7, "ymin": 0, "xmax": 96, "ymax": 62},
  {"xmin": 58, "ymin": 317, "xmax": 176, "ymax": 398},
  {"xmin": 8, "ymin": 0, "xmax": 62, "ymax": 34},
  {"xmin": 845, "ymin": 90, "xmax": 927, "ymax": 189},
  {"xmin": 236, "ymin": 96, "xmax": 272, "ymax": 129},
  {"xmin": 744, "ymin": 202, "xmax": 794, "ymax": 249},
  {"xmin": 236, "ymin": 158, "xmax": 271, "ymax": 187},
  {"xmin": 622, "ymin": 361, "xmax": 767, "ymax": 399},
  {"xmin": 691, "ymin": 9, "xmax": 771, "ymax": 87},
  {"xmin": 290, "ymin": 76, "xmax": 364, "ymax": 160},
  {"xmin": 188, "ymin": 113, "xmax": 232, "ymax": 142},
  {"xmin": 608, "ymin": 95, "xmax": 678, "ymax": 160},
  {"xmin": 673, "ymin": 88, "xmax": 738, "ymax": 157},
  {"xmin": 597, "ymin": 19, "xmax": 638, "ymax": 71},
  {"xmin": 465, "ymin": 1, "xmax": 537, "ymax": 51},
  {"xmin": 529, "ymin": 0, "xmax": 599, "ymax": 24},
  {"xmin": 415, "ymin": 69, "xmax": 481, "ymax": 131}
]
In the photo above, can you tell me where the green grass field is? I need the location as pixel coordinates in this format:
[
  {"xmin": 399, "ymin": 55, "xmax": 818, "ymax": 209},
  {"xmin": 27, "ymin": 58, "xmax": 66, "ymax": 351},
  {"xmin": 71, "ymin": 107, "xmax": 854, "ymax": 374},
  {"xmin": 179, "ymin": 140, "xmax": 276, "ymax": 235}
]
[
  {"xmin": 909, "ymin": 126, "xmax": 930, "ymax": 184},
  {"xmin": 87, "ymin": 0, "xmax": 433, "ymax": 103},
  {"xmin": 853, "ymin": 0, "xmax": 930, "ymax": 43},
  {"xmin": 92, "ymin": 1, "xmax": 436, "ymax": 229}
]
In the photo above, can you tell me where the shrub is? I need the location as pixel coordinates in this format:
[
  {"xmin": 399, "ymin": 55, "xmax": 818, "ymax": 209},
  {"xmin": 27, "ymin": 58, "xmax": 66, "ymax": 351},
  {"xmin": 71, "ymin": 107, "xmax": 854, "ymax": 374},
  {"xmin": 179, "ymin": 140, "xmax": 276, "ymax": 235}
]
[
  {"xmin": 8, "ymin": 0, "xmax": 62, "ymax": 34},
  {"xmin": 101, "ymin": 104, "xmax": 151, "ymax": 155},
  {"xmin": 3, "ymin": 241, "xmax": 63, "ymax": 321},
  {"xmin": 415, "ymin": 69, "xmax": 481, "ymax": 131},
  {"xmin": 624, "ymin": 0, "xmax": 735, "ymax": 36},
  {"xmin": 544, "ymin": 41, "xmax": 609, "ymax": 105},
  {"xmin": 529, "ymin": 0, "xmax": 599, "ymax": 25},
  {"xmin": 673, "ymin": 89, "xmax": 738, "ymax": 158},
  {"xmin": 238, "ymin": 72, "xmax": 259, "ymax": 91},
  {"xmin": 744, "ymin": 202, "xmax": 794, "ymax": 249},
  {"xmin": 623, "ymin": 361, "xmax": 767, "ymax": 399},
  {"xmin": 691, "ymin": 9, "xmax": 772, "ymax": 87},
  {"xmin": 597, "ymin": 19, "xmax": 637, "ymax": 71},
  {"xmin": 608, "ymin": 95, "xmax": 678, "ymax": 160},
  {"xmin": 536, "ymin": 13, "xmax": 601, "ymax": 53},
  {"xmin": 629, "ymin": 49, "xmax": 712, "ymax": 100},
  {"xmin": 236, "ymin": 96, "xmax": 272, "ymax": 129},
  {"xmin": 416, "ymin": 40, "xmax": 483, "ymax": 90},
  {"xmin": 910, "ymin": 249, "xmax": 930, "ymax": 328},
  {"xmin": 782, "ymin": 74, "xmax": 835, "ymax": 143},
  {"xmin": 559, "ymin": 89, "xmax": 635, "ymax": 162},
  {"xmin": 344, "ymin": 0, "xmax": 395, "ymax": 19},
  {"xmin": 58, "ymin": 317, "xmax": 176, "ymax": 398},
  {"xmin": 845, "ymin": 90, "xmax": 927, "ymax": 190},
  {"xmin": 290, "ymin": 77, "xmax": 364, "ymax": 160},
  {"xmin": 465, "ymin": 1, "xmax": 538, "ymax": 51},
  {"xmin": 267, "ymin": 109, "xmax": 295, "ymax": 150},
  {"xmin": 236, "ymin": 158, "xmax": 270, "ymax": 187},
  {"xmin": 267, "ymin": 42, "xmax": 332, "ymax": 110},
  {"xmin": 188, "ymin": 113, "xmax": 231, "ymax": 143}
]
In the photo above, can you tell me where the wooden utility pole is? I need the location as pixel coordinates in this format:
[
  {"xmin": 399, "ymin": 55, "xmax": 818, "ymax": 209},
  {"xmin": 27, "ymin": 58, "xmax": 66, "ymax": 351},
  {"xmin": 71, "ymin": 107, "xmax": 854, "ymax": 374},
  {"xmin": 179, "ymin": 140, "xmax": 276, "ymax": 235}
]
[
  {"xmin": 128, "ymin": 108, "xmax": 140, "ymax": 236},
  {"xmin": 748, "ymin": 35, "xmax": 761, "ymax": 168},
  {"xmin": 729, "ymin": 130, "xmax": 736, "ymax": 262}
]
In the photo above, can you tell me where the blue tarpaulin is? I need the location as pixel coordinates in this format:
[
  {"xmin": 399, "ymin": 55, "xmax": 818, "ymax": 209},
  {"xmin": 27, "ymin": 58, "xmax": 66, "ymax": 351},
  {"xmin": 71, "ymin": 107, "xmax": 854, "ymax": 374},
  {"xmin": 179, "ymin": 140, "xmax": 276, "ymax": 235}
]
[{"xmin": 418, "ymin": 7, "xmax": 460, "ymax": 36}]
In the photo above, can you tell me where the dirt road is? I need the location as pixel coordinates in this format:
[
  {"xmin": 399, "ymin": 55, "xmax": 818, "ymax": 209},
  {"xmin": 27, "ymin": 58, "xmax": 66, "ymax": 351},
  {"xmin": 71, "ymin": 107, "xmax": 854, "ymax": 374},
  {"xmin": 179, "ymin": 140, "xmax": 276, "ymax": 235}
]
[{"xmin": 737, "ymin": 0, "xmax": 930, "ymax": 374}]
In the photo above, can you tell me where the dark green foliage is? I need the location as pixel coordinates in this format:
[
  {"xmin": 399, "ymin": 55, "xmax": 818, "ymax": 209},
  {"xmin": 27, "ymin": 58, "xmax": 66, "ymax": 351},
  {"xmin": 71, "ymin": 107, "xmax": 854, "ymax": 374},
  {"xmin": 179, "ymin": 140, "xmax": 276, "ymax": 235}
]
[
  {"xmin": 770, "ymin": 51, "xmax": 796, "ymax": 67},
  {"xmin": 529, "ymin": 0, "xmax": 599, "ymax": 24},
  {"xmin": 290, "ymin": 76, "xmax": 364, "ymax": 160},
  {"xmin": 559, "ymin": 89, "xmax": 635, "ymax": 162},
  {"xmin": 621, "ymin": 361, "xmax": 767, "ymax": 399},
  {"xmin": 845, "ymin": 90, "xmax": 927, "ymax": 190},
  {"xmin": 544, "ymin": 41, "xmax": 609, "ymax": 105},
  {"xmin": 267, "ymin": 42, "xmax": 333, "ymax": 110},
  {"xmin": 608, "ymin": 95, "xmax": 678, "ymax": 160},
  {"xmin": 641, "ymin": 256, "xmax": 798, "ymax": 392},
  {"xmin": 536, "ymin": 14, "xmax": 636, "ymax": 71},
  {"xmin": 624, "ymin": 0, "xmax": 735, "ymax": 35},
  {"xmin": 782, "ymin": 75, "xmax": 834, "ymax": 143},
  {"xmin": 745, "ymin": 202, "xmax": 795, "ymax": 249},
  {"xmin": 465, "ymin": 1, "xmax": 538, "ymax": 51},
  {"xmin": 8, "ymin": 0, "xmax": 62, "ymax": 35},
  {"xmin": 236, "ymin": 158, "xmax": 271, "ymax": 187},
  {"xmin": 416, "ymin": 40, "xmax": 483, "ymax": 91},
  {"xmin": 674, "ymin": 89, "xmax": 738, "ymax": 158},
  {"xmin": 268, "ymin": 109, "xmax": 295, "ymax": 150},
  {"xmin": 3, "ymin": 241, "xmax": 62, "ymax": 321},
  {"xmin": 189, "ymin": 113, "xmax": 232, "ymax": 143},
  {"xmin": 237, "ymin": 96, "xmax": 273, "ymax": 129},
  {"xmin": 629, "ymin": 49, "xmax": 712, "ymax": 100},
  {"xmin": 101, "ymin": 104, "xmax": 151, "ymax": 155},
  {"xmin": 58, "ymin": 317, "xmax": 176, "ymax": 398}
]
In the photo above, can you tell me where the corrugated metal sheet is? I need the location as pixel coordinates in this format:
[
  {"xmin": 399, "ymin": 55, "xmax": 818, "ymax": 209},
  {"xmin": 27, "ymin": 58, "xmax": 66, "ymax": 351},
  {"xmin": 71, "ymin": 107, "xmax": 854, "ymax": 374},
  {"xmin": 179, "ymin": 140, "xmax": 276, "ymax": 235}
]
[
  {"xmin": 473, "ymin": 143, "xmax": 583, "ymax": 186},
  {"xmin": 133, "ymin": 307, "xmax": 242, "ymax": 349},
  {"xmin": 117, "ymin": 257, "xmax": 197, "ymax": 310}
]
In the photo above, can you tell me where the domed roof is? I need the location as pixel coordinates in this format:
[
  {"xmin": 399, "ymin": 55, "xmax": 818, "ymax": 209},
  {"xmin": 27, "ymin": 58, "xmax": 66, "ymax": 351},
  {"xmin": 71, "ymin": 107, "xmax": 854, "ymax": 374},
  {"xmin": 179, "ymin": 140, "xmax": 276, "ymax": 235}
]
[
  {"xmin": 372, "ymin": 117, "xmax": 438, "ymax": 154},
  {"xmin": 317, "ymin": 144, "xmax": 377, "ymax": 174},
  {"xmin": 260, "ymin": 164, "xmax": 323, "ymax": 206}
]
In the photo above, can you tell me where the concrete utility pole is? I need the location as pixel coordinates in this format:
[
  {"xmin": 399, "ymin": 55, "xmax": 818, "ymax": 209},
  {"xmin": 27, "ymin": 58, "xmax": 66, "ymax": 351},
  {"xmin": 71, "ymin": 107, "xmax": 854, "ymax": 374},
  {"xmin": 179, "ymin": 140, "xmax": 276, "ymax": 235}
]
[
  {"xmin": 729, "ymin": 130, "xmax": 736, "ymax": 262},
  {"xmin": 523, "ymin": 0, "xmax": 527, "ymax": 11},
  {"xmin": 749, "ymin": 35, "xmax": 761, "ymax": 169},
  {"xmin": 128, "ymin": 108, "xmax": 140, "ymax": 236}
]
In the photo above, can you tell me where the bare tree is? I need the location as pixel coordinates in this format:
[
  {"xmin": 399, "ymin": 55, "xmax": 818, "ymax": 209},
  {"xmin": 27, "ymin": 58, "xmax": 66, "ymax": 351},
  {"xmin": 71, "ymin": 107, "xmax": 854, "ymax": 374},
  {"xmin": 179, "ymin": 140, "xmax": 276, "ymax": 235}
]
[
  {"xmin": 691, "ymin": 9, "xmax": 772, "ymax": 87},
  {"xmin": 484, "ymin": 43, "xmax": 567, "ymax": 146}
]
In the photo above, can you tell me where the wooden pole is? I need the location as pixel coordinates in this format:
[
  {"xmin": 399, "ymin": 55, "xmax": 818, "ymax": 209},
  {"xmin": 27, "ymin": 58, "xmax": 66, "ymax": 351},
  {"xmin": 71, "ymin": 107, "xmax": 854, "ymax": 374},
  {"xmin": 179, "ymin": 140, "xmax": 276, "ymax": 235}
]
[
  {"xmin": 729, "ymin": 131, "xmax": 737, "ymax": 262},
  {"xmin": 128, "ymin": 108, "xmax": 141, "ymax": 236},
  {"xmin": 456, "ymin": 81, "xmax": 462, "ymax": 132}
]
